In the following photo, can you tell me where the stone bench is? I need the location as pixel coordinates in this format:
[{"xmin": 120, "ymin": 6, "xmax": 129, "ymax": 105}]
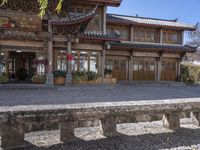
[{"xmin": 1, "ymin": 99, "xmax": 200, "ymax": 149}]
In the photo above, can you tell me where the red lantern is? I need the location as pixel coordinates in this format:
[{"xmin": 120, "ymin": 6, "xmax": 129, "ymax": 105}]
[{"xmin": 67, "ymin": 54, "xmax": 73, "ymax": 61}]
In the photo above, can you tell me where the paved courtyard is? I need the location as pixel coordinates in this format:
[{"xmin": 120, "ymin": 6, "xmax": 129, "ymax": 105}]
[{"xmin": 0, "ymin": 83, "xmax": 200, "ymax": 106}]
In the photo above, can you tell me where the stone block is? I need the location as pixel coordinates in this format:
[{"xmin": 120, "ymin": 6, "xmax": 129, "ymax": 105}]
[
  {"xmin": 192, "ymin": 112, "xmax": 200, "ymax": 126},
  {"xmin": 101, "ymin": 117, "xmax": 117, "ymax": 137},
  {"xmin": 0, "ymin": 124, "xmax": 25, "ymax": 149},
  {"xmin": 163, "ymin": 113, "xmax": 180, "ymax": 130},
  {"xmin": 60, "ymin": 121, "xmax": 78, "ymax": 143}
]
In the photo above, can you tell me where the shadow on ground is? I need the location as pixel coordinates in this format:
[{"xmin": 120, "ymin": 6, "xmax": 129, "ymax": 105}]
[{"xmin": 24, "ymin": 128, "xmax": 200, "ymax": 150}]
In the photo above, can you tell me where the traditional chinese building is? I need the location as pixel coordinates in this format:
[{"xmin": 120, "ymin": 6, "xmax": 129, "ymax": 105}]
[{"xmin": 0, "ymin": 0, "xmax": 197, "ymax": 84}]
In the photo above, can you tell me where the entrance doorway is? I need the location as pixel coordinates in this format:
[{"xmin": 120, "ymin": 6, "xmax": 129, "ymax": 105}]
[
  {"xmin": 8, "ymin": 52, "xmax": 36, "ymax": 80},
  {"xmin": 105, "ymin": 57, "xmax": 128, "ymax": 80},
  {"xmin": 161, "ymin": 58, "xmax": 177, "ymax": 81},
  {"xmin": 133, "ymin": 57, "xmax": 156, "ymax": 81}
]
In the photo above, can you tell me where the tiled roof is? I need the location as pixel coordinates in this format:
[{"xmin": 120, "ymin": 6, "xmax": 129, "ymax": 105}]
[
  {"xmin": 50, "ymin": 6, "xmax": 98, "ymax": 25},
  {"xmin": 53, "ymin": 32, "xmax": 120, "ymax": 42},
  {"xmin": 107, "ymin": 14, "xmax": 196, "ymax": 31},
  {"xmin": 86, "ymin": 0, "xmax": 121, "ymax": 6},
  {"xmin": 108, "ymin": 41, "xmax": 197, "ymax": 53},
  {"xmin": 79, "ymin": 32, "xmax": 120, "ymax": 41}
]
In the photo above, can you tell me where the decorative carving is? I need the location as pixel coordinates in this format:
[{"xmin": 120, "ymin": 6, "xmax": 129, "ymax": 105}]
[
  {"xmin": 0, "ymin": 28, "xmax": 48, "ymax": 41},
  {"xmin": 1, "ymin": 0, "xmax": 39, "ymax": 12},
  {"xmin": 0, "ymin": 45, "xmax": 44, "ymax": 52}
]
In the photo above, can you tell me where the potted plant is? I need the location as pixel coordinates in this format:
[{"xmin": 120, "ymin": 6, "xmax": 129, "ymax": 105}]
[
  {"xmin": 0, "ymin": 74, "xmax": 9, "ymax": 84},
  {"xmin": 31, "ymin": 75, "xmax": 46, "ymax": 84},
  {"xmin": 104, "ymin": 68, "xmax": 112, "ymax": 78},
  {"xmin": 53, "ymin": 70, "xmax": 66, "ymax": 85}
]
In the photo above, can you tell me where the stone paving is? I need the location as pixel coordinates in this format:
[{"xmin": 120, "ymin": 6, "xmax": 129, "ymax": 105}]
[{"xmin": 0, "ymin": 83, "xmax": 200, "ymax": 106}]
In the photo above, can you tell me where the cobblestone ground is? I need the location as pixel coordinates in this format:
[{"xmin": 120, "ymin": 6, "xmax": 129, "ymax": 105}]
[{"xmin": 0, "ymin": 84, "xmax": 200, "ymax": 106}]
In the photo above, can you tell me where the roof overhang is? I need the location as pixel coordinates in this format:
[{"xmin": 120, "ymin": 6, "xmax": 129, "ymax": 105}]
[
  {"xmin": 79, "ymin": 32, "xmax": 120, "ymax": 42},
  {"xmin": 76, "ymin": 0, "xmax": 121, "ymax": 7},
  {"xmin": 107, "ymin": 14, "xmax": 197, "ymax": 31},
  {"xmin": 107, "ymin": 42, "xmax": 198, "ymax": 53},
  {"xmin": 50, "ymin": 6, "xmax": 98, "ymax": 35}
]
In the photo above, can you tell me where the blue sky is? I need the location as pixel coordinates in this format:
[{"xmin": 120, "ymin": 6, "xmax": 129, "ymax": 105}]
[{"xmin": 108, "ymin": 0, "xmax": 200, "ymax": 25}]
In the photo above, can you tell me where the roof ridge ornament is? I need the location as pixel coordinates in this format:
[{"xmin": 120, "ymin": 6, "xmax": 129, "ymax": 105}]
[
  {"xmin": 195, "ymin": 22, "xmax": 199, "ymax": 28},
  {"xmin": 174, "ymin": 17, "xmax": 179, "ymax": 22}
]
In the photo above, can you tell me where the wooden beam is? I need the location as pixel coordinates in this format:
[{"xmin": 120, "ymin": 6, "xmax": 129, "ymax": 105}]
[{"xmin": 0, "ymin": 40, "xmax": 43, "ymax": 48}]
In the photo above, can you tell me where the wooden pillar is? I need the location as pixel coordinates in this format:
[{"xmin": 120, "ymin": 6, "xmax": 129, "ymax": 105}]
[
  {"xmin": 128, "ymin": 55, "xmax": 133, "ymax": 81},
  {"xmin": 101, "ymin": 50, "xmax": 105, "ymax": 78},
  {"xmin": 154, "ymin": 59, "xmax": 158, "ymax": 81},
  {"xmin": 102, "ymin": 6, "xmax": 107, "ymax": 34},
  {"xmin": 160, "ymin": 29, "xmax": 163, "ymax": 44},
  {"xmin": 67, "ymin": 41, "xmax": 72, "ymax": 73},
  {"xmin": 130, "ymin": 26, "xmax": 134, "ymax": 42},
  {"xmin": 46, "ymin": 20, "xmax": 54, "ymax": 85},
  {"xmin": 98, "ymin": 52, "xmax": 102, "ymax": 76},
  {"xmin": 4, "ymin": 52, "xmax": 9, "ymax": 75},
  {"xmin": 157, "ymin": 57, "xmax": 162, "ymax": 82},
  {"xmin": 177, "ymin": 58, "xmax": 181, "ymax": 77},
  {"xmin": 66, "ymin": 41, "xmax": 72, "ymax": 85},
  {"xmin": 88, "ymin": 52, "xmax": 90, "ymax": 72},
  {"xmin": 182, "ymin": 30, "xmax": 185, "ymax": 45}
]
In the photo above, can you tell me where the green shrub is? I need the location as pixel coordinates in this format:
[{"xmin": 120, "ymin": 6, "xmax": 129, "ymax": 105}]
[
  {"xmin": 0, "ymin": 74, "xmax": 9, "ymax": 84},
  {"xmin": 31, "ymin": 75, "xmax": 46, "ymax": 84},
  {"xmin": 53, "ymin": 70, "xmax": 66, "ymax": 77},
  {"xmin": 72, "ymin": 71, "xmax": 97, "ymax": 82},
  {"xmin": 181, "ymin": 64, "xmax": 200, "ymax": 85},
  {"xmin": 16, "ymin": 68, "xmax": 27, "ymax": 80}
]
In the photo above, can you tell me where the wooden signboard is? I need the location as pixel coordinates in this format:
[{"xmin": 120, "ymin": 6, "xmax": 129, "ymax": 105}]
[
  {"xmin": 0, "ymin": 16, "xmax": 16, "ymax": 28},
  {"xmin": 0, "ymin": 16, "xmax": 10, "ymax": 28}
]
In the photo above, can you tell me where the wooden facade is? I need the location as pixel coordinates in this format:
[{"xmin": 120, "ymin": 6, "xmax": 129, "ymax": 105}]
[{"xmin": 0, "ymin": 0, "xmax": 197, "ymax": 84}]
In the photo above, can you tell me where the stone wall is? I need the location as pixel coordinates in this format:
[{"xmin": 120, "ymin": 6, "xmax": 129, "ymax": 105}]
[{"xmin": 0, "ymin": 99, "xmax": 200, "ymax": 149}]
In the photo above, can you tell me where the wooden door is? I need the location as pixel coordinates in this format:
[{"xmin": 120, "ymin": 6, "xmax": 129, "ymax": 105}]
[
  {"xmin": 106, "ymin": 58, "xmax": 128, "ymax": 80},
  {"xmin": 133, "ymin": 57, "xmax": 155, "ymax": 81},
  {"xmin": 161, "ymin": 58, "xmax": 177, "ymax": 81},
  {"xmin": 112, "ymin": 59, "xmax": 127, "ymax": 80},
  {"xmin": 9, "ymin": 52, "xmax": 36, "ymax": 78}
]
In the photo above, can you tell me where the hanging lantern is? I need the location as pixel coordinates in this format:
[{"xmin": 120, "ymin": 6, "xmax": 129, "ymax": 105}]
[{"xmin": 67, "ymin": 53, "xmax": 73, "ymax": 61}]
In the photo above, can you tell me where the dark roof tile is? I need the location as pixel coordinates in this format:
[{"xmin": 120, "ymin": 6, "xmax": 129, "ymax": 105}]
[
  {"xmin": 79, "ymin": 32, "xmax": 120, "ymax": 41},
  {"xmin": 107, "ymin": 13, "xmax": 196, "ymax": 31},
  {"xmin": 108, "ymin": 42, "xmax": 197, "ymax": 53}
]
